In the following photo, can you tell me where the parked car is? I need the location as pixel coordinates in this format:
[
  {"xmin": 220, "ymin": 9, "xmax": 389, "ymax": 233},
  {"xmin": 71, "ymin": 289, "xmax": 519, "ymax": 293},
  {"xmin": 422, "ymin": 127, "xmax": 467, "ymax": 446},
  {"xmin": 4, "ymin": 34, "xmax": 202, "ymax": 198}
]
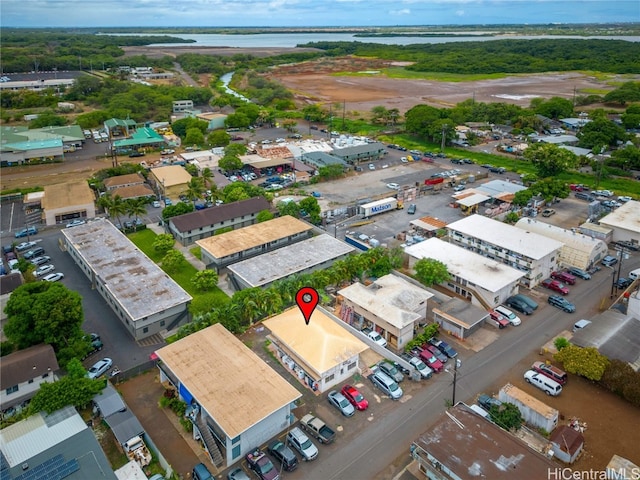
[
  {"xmin": 87, "ymin": 357, "xmax": 113, "ymax": 379},
  {"xmin": 494, "ymin": 305, "xmax": 521, "ymax": 326},
  {"xmin": 532, "ymin": 361, "xmax": 568, "ymax": 385},
  {"xmin": 601, "ymin": 255, "xmax": 618, "ymax": 267},
  {"xmin": 404, "ymin": 356, "xmax": 433, "ymax": 379},
  {"xmin": 575, "ymin": 192, "xmax": 595, "ymax": 201},
  {"xmin": 425, "ymin": 344, "xmax": 448, "ymax": 364},
  {"xmin": 23, "ymin": 247, "xmax": 45, "ymax": 260},
  {"xmin": 30, "ymin": 255, "xmax": 51, "ymax": 266},
  {"xmin": 328, "ymin": 390, "xmax": 356, "ymax": 417},
  {"xmin": 551, "ymin": 271, "xmax": 577, "ymax": 285},
  {"xmin": 152, "ymin": 200, "xmax": 161, "ymax": 208},
  {"xmin": 505, "ymin": 296, "xmax": 533, "ymax": 316},
  {"xmin": 477, "ymin": 394, "xmax": 502, "ymax": 412},
  {"xmin": 15, "ymin": 227, "xmax": 38, "ymax": 238},
  {"xmin": 613, "ymin": 240, "xmax": 640, "ymax": 252},
  {"xmin": 66, "ymin": 219, "xmax": 86, "ymax": 228},
  {"xmin": 368, "ymin": 163, "xmax": 375, "ymax": 170},
  {"xmin": 34, "ymin": 264, "xmax": 55, "ymax": 277},
  {"xmin": 548, "ymin": 295, "xmax": 576, "ymax": 313},
  {"xmin": 370, "ymin": 370, "xmax": 404, "ymax": 398},
  {"xmin": 407, "ymin": 204, "xmax": 417, "ymax": 215},
  {"xmin": 428, "ymin": 338, "xmax": 458, "ymax": 358},
  {"xmin": 194, "ymin": 463, "xmax": 215, "ymax": 480},
  {"xmin": 341, "ymin": 384, "xmax": 369, "ymax": 411},
  {"xmin": 617, "ymin": 195, "xmax": 632, "ymax": 203},
  {"xmin": 567, "ymin": 267, "xmax": 591, "ymax": 280},
  {"xmin": 541, "ymin": 208, "xmax": 556, "ymax": 217},
  {"xmin": 414, "ymin": 347, "xmax": 444, "ymax": 373},
  {"xmin": 287, "ymin": 427, "xmax": 318, "ymax": 461},
  {"xmin": 615, "ymin": 277, "xmax": 632, "ymax": 289},
  {"xmin": 489, "ymin": 166, "xmax": 506, "ymax": 174},
  {"xmin": 386, "ymin": 183, "xmax": 399, "ymax": 190},
  {"xmin": 15, "ymin": 241, "xmax": 37, "ymax": 252},
  {"xmin": 267, "ymin": 440, "xmax": 298, "ymax": 472},
  {"xmin": 593, "ymin": 189, "xmax": 614, "ymax": 197},
  {"xmin": 509, "ymin": 293, "xmax": 538, "ymax": 311},
  {"xmin": 377, "ymin": 361, "xmax": 404, "ymax": 383},
  {"xmin": 524, "ymin": 369, "xmax": 563, "ymax": 396},
  {"xmin": 42, "ymin": 272, "xmax": 65, "ymax": 282},
  {"xmin": 366, "ymin": 330, "xmax": 387, "ymax": 347},
  {"xmin": 541, "ymin": 279, "xmax": 569, "ymax": 295},
  {"xmin": 453, "ymin": 184, "xmax": 466, "ymax": 192},
  {"xmin": 489, "ymin": 310, "xmax": 510, "ymax": 329},
  {"xmin": 82, "ymin": 333, "xmax": 104, "ymax": 360},
  {"xmin": 245, "ymin": 449, "xmax": 279, "ymax": 480}
]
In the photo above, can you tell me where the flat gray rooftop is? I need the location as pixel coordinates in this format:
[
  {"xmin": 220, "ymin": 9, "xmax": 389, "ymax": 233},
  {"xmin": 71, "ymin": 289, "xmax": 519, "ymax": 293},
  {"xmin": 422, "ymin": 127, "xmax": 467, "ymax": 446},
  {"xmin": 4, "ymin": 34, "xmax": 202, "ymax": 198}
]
[
  {"xmin": 62, "ymin": 218, "xmax": 191, "ymax": 321},
  {"xmin": 228, "ymin": 234, "xmax": 354, "ymax": 287}
]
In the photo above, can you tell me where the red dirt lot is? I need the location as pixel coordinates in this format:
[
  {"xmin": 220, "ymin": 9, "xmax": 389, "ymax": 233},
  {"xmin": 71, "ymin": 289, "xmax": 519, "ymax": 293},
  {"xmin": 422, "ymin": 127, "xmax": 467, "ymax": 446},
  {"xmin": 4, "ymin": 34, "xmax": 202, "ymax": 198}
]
[{"xmin": 268, "ymin": 56, "xmax": 617, "ymax": 112}]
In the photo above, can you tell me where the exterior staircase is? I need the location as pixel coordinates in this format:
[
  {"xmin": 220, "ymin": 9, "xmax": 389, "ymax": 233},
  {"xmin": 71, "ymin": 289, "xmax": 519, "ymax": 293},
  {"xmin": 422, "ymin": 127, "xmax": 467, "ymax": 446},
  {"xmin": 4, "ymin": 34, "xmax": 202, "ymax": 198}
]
[{"xmin": 193, "ymin": 415, "xmax": 224, "ymax": 467}]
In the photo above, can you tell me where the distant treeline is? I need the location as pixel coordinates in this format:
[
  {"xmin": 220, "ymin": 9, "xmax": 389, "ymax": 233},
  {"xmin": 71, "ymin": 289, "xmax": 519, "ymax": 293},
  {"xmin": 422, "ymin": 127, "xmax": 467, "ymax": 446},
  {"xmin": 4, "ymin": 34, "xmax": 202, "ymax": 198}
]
[
  {"xmin": 0, "ymin": 31, "xmax": 193, "ymax": 73},
  {"xmin": 299, "ymin": 39, "xmax": 640, "ymax": 74}
]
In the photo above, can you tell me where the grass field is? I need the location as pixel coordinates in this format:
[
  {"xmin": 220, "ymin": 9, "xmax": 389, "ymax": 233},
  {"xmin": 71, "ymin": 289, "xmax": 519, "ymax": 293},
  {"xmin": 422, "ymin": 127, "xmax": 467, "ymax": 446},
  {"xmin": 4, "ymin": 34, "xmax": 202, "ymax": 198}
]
[{"xmin": 128, "ymin": 230, "xmax": 229, "ymax": 313}]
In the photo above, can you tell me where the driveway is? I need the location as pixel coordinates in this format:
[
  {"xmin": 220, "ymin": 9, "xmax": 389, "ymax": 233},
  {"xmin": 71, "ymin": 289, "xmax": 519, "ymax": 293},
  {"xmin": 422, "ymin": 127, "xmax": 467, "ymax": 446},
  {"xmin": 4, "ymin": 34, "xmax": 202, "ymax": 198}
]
[{"xmin": 117, "ymin": 370, "xmax": 206, "ymax": 479}]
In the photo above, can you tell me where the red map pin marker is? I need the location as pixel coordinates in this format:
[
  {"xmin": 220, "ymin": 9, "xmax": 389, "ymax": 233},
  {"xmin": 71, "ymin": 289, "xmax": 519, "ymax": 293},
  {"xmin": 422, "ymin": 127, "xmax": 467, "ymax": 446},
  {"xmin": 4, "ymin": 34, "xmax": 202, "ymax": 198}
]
[{"xmin": 296, "ymin": 287, "xmax": 319, "ymax": 325}]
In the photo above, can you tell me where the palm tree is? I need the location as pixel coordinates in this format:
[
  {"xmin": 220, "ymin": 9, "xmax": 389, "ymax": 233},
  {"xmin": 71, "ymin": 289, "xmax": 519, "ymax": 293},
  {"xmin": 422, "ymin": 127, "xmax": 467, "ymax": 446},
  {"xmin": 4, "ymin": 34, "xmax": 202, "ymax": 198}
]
[
  {"xmin": 98, "ymin": 193, "xmax": 126, "ymax": 229},
  {"xmin": 125, "ymin": 198, "xmax": 148, "ymax": 231},
  {"xmin": 185, "ymin": 177, "xmax": 205, "ymax": 202},
  {"xmin": 201, "ymin": 168, "xmax": 213, "ymax": 190}
]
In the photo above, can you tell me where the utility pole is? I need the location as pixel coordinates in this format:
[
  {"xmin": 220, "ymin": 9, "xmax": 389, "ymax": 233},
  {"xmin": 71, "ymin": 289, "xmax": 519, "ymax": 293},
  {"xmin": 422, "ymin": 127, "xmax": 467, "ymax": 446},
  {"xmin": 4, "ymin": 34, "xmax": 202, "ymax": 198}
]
[
  {"xmin": 451, "ymin": 359, "xmax": 462, "ymax": 406},
  {"xmin": 440, "ymin": 124, "xmax": 447, "ymax": 152},
  {"xmin": 342, "ymin": 99, "xmax": 346, "ymax": 130}
]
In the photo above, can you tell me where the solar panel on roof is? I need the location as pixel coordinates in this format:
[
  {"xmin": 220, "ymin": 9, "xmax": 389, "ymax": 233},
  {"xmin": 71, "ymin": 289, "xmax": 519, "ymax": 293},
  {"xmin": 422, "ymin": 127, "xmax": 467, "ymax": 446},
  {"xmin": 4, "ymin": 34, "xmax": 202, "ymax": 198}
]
[{"xmin": 13, "ymin": 455, "xmax": 78, "ymax": 480}]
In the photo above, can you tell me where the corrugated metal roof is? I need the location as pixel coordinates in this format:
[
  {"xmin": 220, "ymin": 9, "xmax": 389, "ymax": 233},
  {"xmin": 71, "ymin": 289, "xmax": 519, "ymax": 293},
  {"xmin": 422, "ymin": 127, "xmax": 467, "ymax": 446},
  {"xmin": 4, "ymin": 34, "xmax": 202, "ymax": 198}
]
[{"xmin": 170, "ymin": 196, "xmax": 271, "ymax": 233}]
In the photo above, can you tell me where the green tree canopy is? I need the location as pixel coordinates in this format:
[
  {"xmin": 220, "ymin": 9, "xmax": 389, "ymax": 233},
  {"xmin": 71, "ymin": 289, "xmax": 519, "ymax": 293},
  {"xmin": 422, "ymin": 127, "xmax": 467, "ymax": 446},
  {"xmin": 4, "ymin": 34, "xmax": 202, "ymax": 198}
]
[
  {"xmin": 207, "ymin": 129, "xmax": 230, "ymax": 147},
  {"xmin": 256, "ymin": 209, "xmax": 274, "ymax": 222},
  {"xmin": 219, "ymin": 154, "xmax": 244, "ymax": 173},
  {"xmin": 162, "ymin": 250, "xmax": 186, "ymax": 274},
  {"xmin": 529, "ymin": 178, "xmax": 571, "ymax": 202},
  {"xmin": 171, "ymin": 117, "xmax": 208, "ymax": 139},
  {"xmin": 413, "ymin": 258, "xmax": 450, "ymax": 287},
  {"xmin": 489, "ymin": 402, "xmax": 523, "ymax": 431},
  {"xmin": 162, "ymin": 202, "xmax": 194, "ymax": 220},
  {"xmin": 29, "ymin": 359, "xmax": 104, "ymax": 415},
  {"xmin": 523, "ymin": 142, "xmax": 578, "ymax": 177},
  {"xmin": 185, "ymin": 127, "xmax": 205, "ymax": 147},
  {"xmin": 554, "ymin": 345, "xmax": 610, "ymax": 381},
  {"xmin": 603, "ymin": 81, "xmax": 640, "ymax": 105},
  {"xmin": 577, "ymin": 118, "xmax": 628, "ymax": 149},
  {"xmin": 191, "ymin": 270, "xmax": 219, "ymax": 291},
  {"xmin": 153, "ymin": 233, "xmax": 175, "ymax": 253},
  {"xmin": 278, "ymin": 201, "xmax": 300, "ymax": 218},
  {"xmin": 532, "ymin": 97, "xmax": 574, "ymax": 120},
  {"xmin": 299, "ymin": 197, "xmax": 321, "ymax": 224},
  {"xmin": 4, "ymin": 283, "xmax": 84, "ymax": 364}
]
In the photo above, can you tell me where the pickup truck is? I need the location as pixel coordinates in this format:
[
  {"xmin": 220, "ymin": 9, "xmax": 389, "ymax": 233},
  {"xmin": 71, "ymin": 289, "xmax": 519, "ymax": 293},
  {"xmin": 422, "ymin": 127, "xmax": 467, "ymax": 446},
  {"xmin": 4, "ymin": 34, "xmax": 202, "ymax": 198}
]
[
  {"xmin": 299, "ymin": 414, "xmax": 336, "ymax": 444},
  {"xmin": 124, "ymin": 435, "xmax": 152, "ymax": 467}
]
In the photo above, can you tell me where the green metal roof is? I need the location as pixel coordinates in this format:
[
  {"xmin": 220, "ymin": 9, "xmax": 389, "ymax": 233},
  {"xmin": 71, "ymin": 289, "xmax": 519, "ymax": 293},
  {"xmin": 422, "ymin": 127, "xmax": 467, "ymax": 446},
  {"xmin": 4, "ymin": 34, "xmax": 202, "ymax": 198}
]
[{"xmin": 105, "ymin": 118, "xmax": 137, "ymax": 128}]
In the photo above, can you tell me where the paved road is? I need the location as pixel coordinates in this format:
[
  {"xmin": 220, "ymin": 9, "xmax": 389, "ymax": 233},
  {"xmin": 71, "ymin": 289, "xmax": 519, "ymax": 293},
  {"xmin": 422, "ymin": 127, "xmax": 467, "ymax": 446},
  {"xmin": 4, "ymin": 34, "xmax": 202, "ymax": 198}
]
[{"xmin": 287, "ymin": 257, "xmax": 639, "ymax": 480}]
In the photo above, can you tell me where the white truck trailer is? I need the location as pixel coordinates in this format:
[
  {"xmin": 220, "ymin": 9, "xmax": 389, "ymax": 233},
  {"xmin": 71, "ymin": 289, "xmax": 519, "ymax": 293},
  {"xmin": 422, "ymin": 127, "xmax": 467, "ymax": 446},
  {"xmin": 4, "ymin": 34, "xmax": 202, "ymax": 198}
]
[{"xmin": 359, "ymin": 197, "xmax": 398, "ymax": 218}]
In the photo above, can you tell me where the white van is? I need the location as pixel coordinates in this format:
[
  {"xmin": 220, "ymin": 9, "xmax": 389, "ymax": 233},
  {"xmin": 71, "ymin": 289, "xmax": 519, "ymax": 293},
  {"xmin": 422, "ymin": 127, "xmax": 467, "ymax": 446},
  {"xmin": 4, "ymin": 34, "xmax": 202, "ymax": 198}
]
[
  {"xmin": 524, "ymin": 370, "xmax": 563, "ymax": 396},
  {"xmin": 629, "ymin": 268, "xmax": 640, "ymax": 282},
  {"xmin": 371, "ymin": 370, "xmax": 403, "ymax": 400},
  {"xmin": 573, "ymin": 319, "xmax": 592, "ymax": 332}
]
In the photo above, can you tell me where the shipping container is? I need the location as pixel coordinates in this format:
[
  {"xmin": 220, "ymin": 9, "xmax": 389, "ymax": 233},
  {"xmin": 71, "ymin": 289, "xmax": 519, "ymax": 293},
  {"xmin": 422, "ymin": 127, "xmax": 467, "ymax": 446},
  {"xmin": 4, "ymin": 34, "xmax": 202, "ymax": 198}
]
[{"xmin": 498, "ymin": 383, "xmax": 558, "ymax": 433}]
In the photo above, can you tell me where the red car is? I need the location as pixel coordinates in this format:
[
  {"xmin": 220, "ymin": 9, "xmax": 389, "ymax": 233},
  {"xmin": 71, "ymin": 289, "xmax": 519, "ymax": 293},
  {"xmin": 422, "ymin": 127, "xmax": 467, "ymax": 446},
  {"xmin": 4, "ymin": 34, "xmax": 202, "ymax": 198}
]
[
  {"xmin": 489, "ymin": 310, "xmax": 509, "ymax": 329},
  {"xmin": 415, "ymin": 348, "xmax": 444, "ymax": 373},
  {"xmin": 551, "ymin": 271, "xmax": 577, "ymax": 285},
  {"xmin": 341, "ymin": 384, "xmax": 368, "ymax": 411},
  {"xmin": 542, "ymin": 279, "xmax": 569, "ymax": 295}
]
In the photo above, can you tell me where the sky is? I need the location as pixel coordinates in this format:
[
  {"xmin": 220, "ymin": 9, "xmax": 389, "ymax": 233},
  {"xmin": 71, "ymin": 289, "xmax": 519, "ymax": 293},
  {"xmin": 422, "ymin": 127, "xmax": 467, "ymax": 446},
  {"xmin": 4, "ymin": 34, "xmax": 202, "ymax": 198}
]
[{"xmin": 1, "ymin": 0, "xmax": 638, "ymax": 28}]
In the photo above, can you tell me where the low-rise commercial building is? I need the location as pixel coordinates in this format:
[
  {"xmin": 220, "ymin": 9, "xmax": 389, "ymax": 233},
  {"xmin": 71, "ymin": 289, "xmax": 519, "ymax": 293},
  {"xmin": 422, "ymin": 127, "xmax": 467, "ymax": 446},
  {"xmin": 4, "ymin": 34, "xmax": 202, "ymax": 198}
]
[
  {"xmin": 41, "ymin": 181, "xmax": 96, "ymax": 226},
  {"xmin": 432, "ymin": 298, "xmax": 490, "ymax": 340},
  {"xmin": 264, "ymin": 307, "xmax": 369, "ymax": 393},
  {"xmin": 338, "ymin": 274, "xmax": 433, "ymax": 352},
  {"xmin": 598, "ymin": 200, "xmax": 640, "ymax": 243},
  {"xmin": 62, "ymin": 218, "xmax": 192, "ymax": 340},
  {"xmin": 148, "ymin": 165, "xmax": 193, "ymax": 202},
  {"xmin": 227, "ymin": 234, "xmax": 354, "ymax": 290},
  {"xmin": 155, "ymin": 324, "xmax": 301, "ymax": 468},
  {"xmin": 447, "ymin": 214, "xmax": 563, "ymax": 288},
  {"xmin": 405, "ymin": 238, "xmax": 524, "ymax": 310},
  {"xmin": 515, "ymin": 218, "xmax": 608, "ymax": 270},
  {"xmin": 197, "ymin": 215, "xmax": 313, "ymax": 271},
  {"xmin": 169, "ymin": 196, "xmax": 271, "ymax": 246},
  {"xmin": 410, "ymin": 403, "xmax": 556, "ymax": 480}
]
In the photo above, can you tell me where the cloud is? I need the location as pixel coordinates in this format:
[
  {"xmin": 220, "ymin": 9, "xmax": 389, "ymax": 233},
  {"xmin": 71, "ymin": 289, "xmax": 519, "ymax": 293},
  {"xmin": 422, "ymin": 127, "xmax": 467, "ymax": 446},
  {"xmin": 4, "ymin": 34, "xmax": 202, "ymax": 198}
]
[
  {"xmin": 389, "ymin": 8, "xmax": 411, "ymax": 15},
  {"xmin": 455, "ymin": 9, "xmax": 465, "ymax": 16}
]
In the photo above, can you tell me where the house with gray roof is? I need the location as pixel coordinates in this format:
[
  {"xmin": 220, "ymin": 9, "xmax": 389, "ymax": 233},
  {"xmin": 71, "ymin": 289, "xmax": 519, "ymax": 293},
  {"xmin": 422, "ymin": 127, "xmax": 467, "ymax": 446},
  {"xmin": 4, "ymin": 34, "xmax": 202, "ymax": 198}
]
[
  {"xmin": 330, "ymin": 142, "xmax": 386, "ymax": 165},
  {"xmin": 0, "ymin": 344, "xmax": 59, "ymax": 415},
  {"xmin": 0, "ymin": 406, "xmax": 116, "ymax": 480}
]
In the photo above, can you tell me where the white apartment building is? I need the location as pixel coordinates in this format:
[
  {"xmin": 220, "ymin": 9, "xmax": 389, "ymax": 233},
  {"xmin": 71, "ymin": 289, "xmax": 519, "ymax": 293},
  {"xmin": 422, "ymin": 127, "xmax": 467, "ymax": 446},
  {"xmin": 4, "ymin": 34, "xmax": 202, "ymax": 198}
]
[{"xmin": 447, "ymin": 215, "xmax": 563, "ymax": 288}]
